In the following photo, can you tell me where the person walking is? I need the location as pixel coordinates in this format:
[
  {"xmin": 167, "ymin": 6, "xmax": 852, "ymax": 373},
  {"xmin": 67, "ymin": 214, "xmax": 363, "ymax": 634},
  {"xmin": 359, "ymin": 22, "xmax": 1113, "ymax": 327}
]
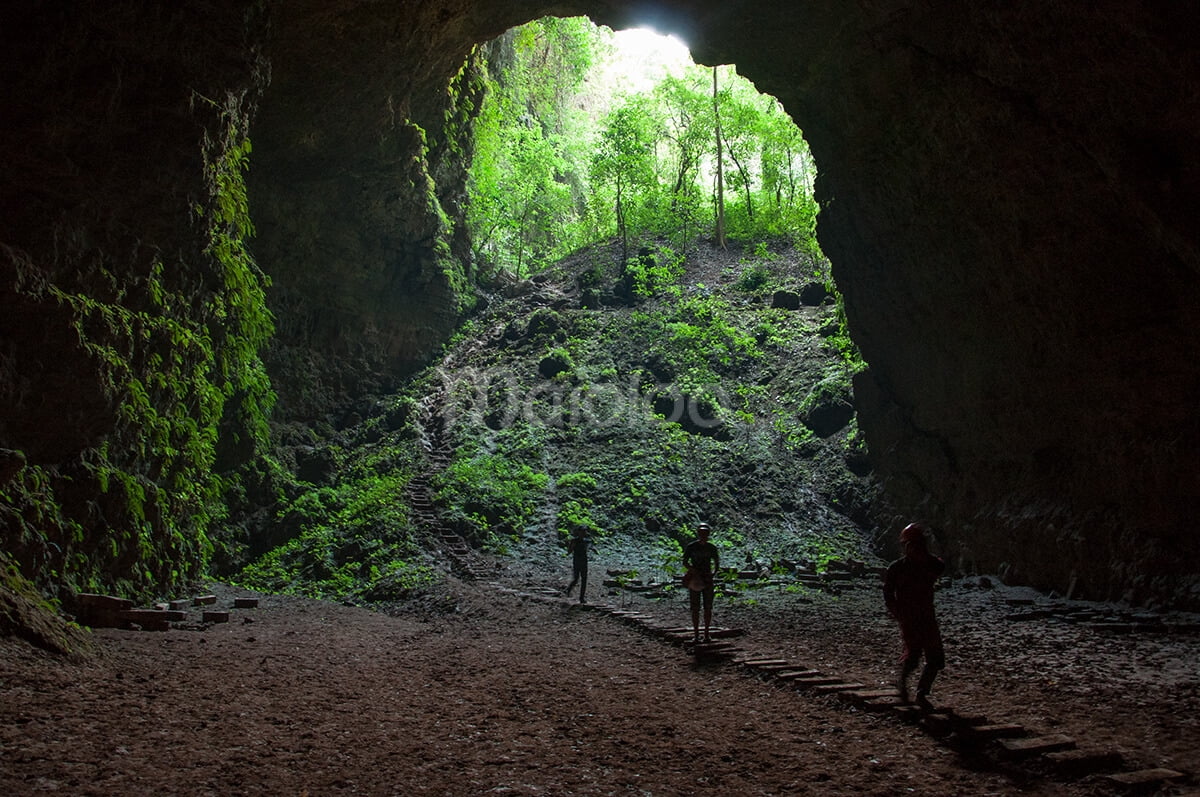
[
  {"xmin": 682, "ymin": 522, "xmax": 720, "ymax": 643},
  {"xmin": 565, "ymin": 527, "xmax": 593, "ymax": 604},
  {"xmin": 882, "ymin": 521, "xmax": 946, "ymax": 704}
]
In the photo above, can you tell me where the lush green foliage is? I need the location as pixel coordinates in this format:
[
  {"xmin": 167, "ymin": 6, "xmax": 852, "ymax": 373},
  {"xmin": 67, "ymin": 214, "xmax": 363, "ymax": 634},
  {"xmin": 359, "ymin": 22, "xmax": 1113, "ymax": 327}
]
[
  {"xmin": 236, "ymin": 470, "xmax": 436, "ymax": 601},
  {"xmin": 2, "ymin": 98, "xmax": 274, "ymax": 601},
  {"xmin": 434, "ymin": 446, "xmax": 551, "ymax": 545},
  {"xmin": 467, "ymin": 18, "xmax": 823, "ymax": 277},
  {"xmin": 468, "ymin": 17, "xmax": 598, "ymax": 276}
]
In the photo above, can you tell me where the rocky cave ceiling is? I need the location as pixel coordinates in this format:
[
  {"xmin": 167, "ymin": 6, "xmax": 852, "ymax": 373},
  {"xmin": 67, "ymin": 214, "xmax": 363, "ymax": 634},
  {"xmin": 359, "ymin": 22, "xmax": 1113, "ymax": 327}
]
[
  {"xmin": 1, "ymin": 1, "xmax": 1197, "ymax": 607},
  {"xmin": 246, "ymin": 0, "xmax": 1200, "ymax": 605}
]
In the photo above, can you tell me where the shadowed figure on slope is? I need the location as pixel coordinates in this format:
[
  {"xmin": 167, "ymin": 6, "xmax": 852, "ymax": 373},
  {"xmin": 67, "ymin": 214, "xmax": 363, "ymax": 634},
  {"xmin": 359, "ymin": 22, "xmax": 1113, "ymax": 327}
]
[
  {"xmin": 565, "ymin": 527, "xmax": 595, "ymax": 604},
  {"xmin": 882, "ymin": 521, "xmax": 946, "ymax": 705}
]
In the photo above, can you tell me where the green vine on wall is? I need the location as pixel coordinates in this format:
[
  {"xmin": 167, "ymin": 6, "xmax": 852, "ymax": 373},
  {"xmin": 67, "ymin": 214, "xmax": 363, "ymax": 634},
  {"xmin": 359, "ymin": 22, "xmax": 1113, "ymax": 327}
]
[{"xmin": 1, "ymin": 91, "xmax": 276, "ymax": 602}]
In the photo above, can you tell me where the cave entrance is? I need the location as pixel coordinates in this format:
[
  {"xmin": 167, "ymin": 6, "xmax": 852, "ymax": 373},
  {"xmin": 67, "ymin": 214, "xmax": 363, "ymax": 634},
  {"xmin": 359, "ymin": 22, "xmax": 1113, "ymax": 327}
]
[
  {"xmin": 467, "ymin": 16, "xmax": 825, "ymax": 285},
  {"xmin": 234, "ymin": 11, "xmax": 873, "ymax": 604}
]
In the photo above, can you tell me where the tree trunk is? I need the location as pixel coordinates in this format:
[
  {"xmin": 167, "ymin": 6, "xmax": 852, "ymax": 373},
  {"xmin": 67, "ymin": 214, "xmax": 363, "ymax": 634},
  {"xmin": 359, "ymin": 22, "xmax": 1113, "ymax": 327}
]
[{"xmin": 713, "ymin": 66, "xmax": 727, "ymax": 249}]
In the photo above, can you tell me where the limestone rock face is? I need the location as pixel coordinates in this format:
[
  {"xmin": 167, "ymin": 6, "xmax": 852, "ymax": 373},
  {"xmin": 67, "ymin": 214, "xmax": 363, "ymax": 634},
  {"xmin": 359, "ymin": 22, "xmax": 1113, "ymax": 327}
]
[
  {"xmin": 3, "ymin": 0, "xmax": 1200, "ymax": 606},
  {"xmin": 251, "ymin": 0, "xmax": 1200, "ymax": 603},
  {"xmin": 0, "ymin": 1, "xmax": 273, "ymax": 598}
]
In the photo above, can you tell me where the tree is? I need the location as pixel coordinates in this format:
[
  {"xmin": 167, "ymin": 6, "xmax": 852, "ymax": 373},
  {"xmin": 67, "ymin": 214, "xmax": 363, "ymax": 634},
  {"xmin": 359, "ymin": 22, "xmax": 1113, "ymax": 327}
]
[
  {"xmin": 713, "ymin": 66, "xmax": 727, "ymax": 249},
  {"xmin": 466, "ymin": 17, "xmax": 599, "ymax": 277},
  {"xmin": 654, "ymin": 73, "xmax": 713, "ymax": 249},
  {"xmin": 590, "ymin": 100, "xmax": 659, "ymax": 263},
  {"xmin": 466, "ymin": 18, "xmax": 824, "ymax": 272}
]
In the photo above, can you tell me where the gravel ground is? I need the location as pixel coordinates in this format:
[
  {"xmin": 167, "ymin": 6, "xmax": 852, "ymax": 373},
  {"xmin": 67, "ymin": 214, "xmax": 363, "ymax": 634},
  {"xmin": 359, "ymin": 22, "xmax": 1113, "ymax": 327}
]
[{"xmin": 1, "ymin": 565, "xmax": 1197, "ymax": 796}]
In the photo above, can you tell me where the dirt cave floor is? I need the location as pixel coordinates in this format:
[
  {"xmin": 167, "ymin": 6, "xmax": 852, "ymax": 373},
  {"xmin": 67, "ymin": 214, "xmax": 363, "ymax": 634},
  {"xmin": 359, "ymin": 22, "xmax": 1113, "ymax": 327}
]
[{"xmin": 2, "ymin": 566, "xmax": 1199, "ymax": 796}]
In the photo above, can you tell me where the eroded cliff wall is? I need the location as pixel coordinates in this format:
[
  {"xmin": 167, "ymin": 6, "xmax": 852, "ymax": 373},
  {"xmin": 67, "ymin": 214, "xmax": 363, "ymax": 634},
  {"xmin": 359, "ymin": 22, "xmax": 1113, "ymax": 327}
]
[{"xmin": 0, "ymin": 1, "xmax": 274, "ymax": 599}]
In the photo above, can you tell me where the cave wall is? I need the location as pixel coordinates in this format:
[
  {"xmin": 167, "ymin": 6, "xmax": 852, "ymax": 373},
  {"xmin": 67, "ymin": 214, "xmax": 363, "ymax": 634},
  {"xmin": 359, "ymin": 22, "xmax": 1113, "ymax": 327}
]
[
  {"xmin": 812, "ymin": 2, "xmax": 1200, "ymax": 605},
  {"xmin": 249, "ymin": 0, "xmax": 1200, "ymax": 605},
  {"xmin": 0, "ymin": 1, "xmax": 274, "ymax": 599},
  {"xmin": 2, "ymin": 0, "xmax": 1199, "ymax": 606},
  {"xmin": 247, "ymin": 0, "xmax": 495, "ymax": 419}
]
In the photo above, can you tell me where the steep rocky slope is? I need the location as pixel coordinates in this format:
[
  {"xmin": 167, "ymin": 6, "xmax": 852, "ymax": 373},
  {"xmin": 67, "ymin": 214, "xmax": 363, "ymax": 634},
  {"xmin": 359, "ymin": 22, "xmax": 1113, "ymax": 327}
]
[{"xmin": 229, "ymin": 238, "xmax": 883, "ymax": 599}]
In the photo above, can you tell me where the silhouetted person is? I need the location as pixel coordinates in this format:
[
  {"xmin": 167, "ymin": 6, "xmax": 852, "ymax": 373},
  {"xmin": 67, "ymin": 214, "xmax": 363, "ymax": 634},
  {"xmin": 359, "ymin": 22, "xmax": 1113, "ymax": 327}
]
[
  {"xmin": 883, "ymin": 522, "xmax": 946, "ymax": 704},
  {"xmin": 565, "ymin": 528, "xmax": 593, "ymax": 604},
  {"xmin": 682, "ymin": 522, "xmax": 720, "ymax": 642}
]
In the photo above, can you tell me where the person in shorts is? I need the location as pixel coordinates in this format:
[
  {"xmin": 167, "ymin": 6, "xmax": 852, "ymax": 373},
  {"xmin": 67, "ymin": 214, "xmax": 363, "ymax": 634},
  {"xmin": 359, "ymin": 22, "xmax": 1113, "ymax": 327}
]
[{"xmin": 682, "ymin": 522, "xmax": 720, "ymax": 642}]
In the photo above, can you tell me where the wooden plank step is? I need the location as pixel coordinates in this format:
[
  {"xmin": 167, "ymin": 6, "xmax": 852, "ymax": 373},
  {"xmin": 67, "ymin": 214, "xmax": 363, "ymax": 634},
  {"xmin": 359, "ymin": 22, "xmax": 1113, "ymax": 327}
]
[
  {"xmin": 813, "ymin": 682, "xmax": 866, "ymax": 694},
  {"xmin": 776, "ymin": 670, "xmax": 822, "ymax": 680},
  {"xmin": 842, "ymin": 688, "xmax": 901, "ymax": 701},
  {"xmin": 741, "ymin": 658, "xmax": 790, "ymax": 667},
  {"xmin": 860, "ymin": 696, "xmax": 907, "ymax": 712},
  {"xmin": 1043, "ymin": 747, "xmax": 1124, "ymax": 775},
  {"xmin": 919, "ymin": 712, "xmax": 955, "ymax": 737},
  {"xmin": 998, "ymin": 734, "xmax": 1076, "ymax": 758},
  {"xmin": 789, "ymin": 676, "xmax": 845, "ymax": 688},
  {"xmin": 708, "ymin": 627, "xmax": 745, "ymax": 638},
  {"xmin": 891, "ymin": 704, "xmax": 925, "ymax": 720},
  {"xmin": 1104, "ymin": 768, "xmax": 1185, "ymax": 789},
  {"xmin": 962, "ymin": 723, "xmax": 1025, "ymax": 740},
  {"xmin": 948, "ymin": 713, "xmax": 989, "ymax": 727},
  {"xmin": 662, "ymin": 627, "xmax": 744, "ymax": 639},
  {"xmin": 753, "ymin": 662, "xmax": 801, "ymax": 673}
]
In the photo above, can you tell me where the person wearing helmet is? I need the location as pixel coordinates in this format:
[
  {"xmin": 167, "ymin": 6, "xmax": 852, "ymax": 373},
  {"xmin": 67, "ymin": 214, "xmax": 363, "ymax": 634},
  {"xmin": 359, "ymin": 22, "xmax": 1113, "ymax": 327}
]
[
  {"xmin": 682, "ymin": 522, "xmax": 720, "ymax": 643},
  {"xmin": 882, "ymin": 521, "xmax": 946, "ymax": 704}
]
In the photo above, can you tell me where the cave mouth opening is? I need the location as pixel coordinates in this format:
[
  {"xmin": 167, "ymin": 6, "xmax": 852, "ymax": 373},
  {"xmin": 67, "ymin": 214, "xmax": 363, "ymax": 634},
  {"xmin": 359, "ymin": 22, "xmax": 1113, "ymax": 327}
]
[{"xmin": 464, "ymin": 14, "xmax": 826, "ymax": 284}]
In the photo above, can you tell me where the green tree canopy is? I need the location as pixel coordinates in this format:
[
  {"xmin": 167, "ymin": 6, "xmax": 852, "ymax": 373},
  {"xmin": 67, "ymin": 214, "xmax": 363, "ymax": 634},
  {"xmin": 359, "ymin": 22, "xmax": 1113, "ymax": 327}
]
[{"xmin": 466, "ymin": 17, "xmax": 823, "ymax": 275}]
